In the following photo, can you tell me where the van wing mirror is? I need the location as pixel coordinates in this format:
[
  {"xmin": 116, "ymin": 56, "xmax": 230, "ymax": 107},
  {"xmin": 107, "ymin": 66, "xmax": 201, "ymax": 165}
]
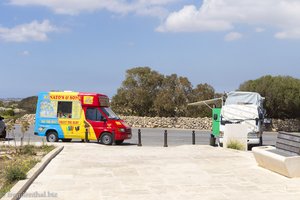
[{"xmin": 101, "ymin": 116, "xmax": 107, "ymax": 122}]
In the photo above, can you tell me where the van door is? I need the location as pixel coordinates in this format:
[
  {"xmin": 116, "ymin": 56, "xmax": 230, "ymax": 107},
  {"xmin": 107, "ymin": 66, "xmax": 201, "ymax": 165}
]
[{"xmin": 85, "ymin": 107, "xmax": 106, "ymax": 139}]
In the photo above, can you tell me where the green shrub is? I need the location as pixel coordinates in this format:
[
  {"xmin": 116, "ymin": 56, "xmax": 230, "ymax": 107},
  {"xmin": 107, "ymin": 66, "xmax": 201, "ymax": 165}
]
[
  {"xmin": 4, "ymin": 165, "xmax": 27, "ymax": 183},
  {"xmin": 227, "ymin": 140, "xmax": 245, "ymax": 150},
  {"xmin": 4, "ymin": 159, "xmax": 39, "ymax": 183}
]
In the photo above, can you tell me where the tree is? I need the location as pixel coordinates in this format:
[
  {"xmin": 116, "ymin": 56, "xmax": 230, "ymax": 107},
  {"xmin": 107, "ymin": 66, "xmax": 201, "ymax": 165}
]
[
  {"xmin": 111, "ymin": 67, "xmax": 164, "ymax": 116},
  {"xmin": 239, "ymin": 75, "xmax": 300, "ymax": 119},
  {"xmin": 187, "ymin": 83, "xmax": 216, "ymax": 117},
  {"xmin": 111, "ymin": 66, "xmax": 218, "ymax": 117},
  {"xmin": 153, "ymin": 74, "xmax": 193, "ymax": 117}
]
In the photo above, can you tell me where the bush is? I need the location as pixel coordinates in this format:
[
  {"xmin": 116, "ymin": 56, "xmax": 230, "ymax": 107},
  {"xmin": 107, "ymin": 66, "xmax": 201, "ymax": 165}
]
[
  {"xmin": 4, "ymin": 159, "xmax": 39, "ymax": 183},
  {"xmin": 20, "ymin": 145, "xmax": 37, "ymax": 156},
  {"xmin": 4, "ymin": 165, "xmax": 27, "ymax": 183},
  {"xmin": 226, "ymin": 140, "xmax": 245, "ymax": 150}
]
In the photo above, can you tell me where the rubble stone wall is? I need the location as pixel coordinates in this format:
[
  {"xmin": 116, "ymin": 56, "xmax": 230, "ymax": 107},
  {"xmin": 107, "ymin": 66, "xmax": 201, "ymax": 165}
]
[{"xmin": 12, "ymin": 114, "xmax": 300, "ymax": 132}]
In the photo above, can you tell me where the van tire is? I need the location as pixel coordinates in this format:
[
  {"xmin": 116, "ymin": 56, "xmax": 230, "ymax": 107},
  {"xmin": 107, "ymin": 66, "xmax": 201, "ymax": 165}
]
[
  {"xmin": 100, "ymin": 133, "xmax": 112, "ymax": 145},
  {"xmin": 46, "ymin": 131, "xmax": 58, "ymax": 142}
]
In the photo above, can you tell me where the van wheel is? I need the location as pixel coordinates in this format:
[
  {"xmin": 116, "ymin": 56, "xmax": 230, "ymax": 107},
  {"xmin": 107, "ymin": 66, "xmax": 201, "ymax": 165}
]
[
  {"xmin": 46, "ymin": 131, "xmax": 58, "ymax": 142},
  {"xmin": 100, "ymin": 133, "xmax": 112, "ymax": 145},
  {"xmin": 115, "ymin": 140, "xmax": 124, "ymax": 145}
]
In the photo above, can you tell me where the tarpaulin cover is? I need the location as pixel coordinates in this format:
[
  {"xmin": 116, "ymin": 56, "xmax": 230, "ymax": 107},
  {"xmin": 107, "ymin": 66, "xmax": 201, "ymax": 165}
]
[{"xmin": 225, "ymin": 91, "xmax": 263, "ymax": 106}]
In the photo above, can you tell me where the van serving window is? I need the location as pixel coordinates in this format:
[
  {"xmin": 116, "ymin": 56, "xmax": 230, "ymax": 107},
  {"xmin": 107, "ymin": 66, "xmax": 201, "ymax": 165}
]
[{"xmin": 57, "ymin": 101, "xmax": 72, "ymax": 118}]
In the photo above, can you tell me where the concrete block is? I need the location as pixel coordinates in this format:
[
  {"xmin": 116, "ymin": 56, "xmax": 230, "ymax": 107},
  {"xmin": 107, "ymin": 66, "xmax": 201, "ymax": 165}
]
[
  {"xmin": 252, "ymin": 146, "xmax": 300, "ymax": 178},
  {"xmin": 224, "ymin": 124, "xmax": 248, "ymax": 151}
]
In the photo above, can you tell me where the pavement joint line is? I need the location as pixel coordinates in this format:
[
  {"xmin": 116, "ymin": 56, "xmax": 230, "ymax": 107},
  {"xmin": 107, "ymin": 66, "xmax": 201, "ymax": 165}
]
[{"xmin": 1, "ymin": 145, "xmax": 64, "ymax": 200}]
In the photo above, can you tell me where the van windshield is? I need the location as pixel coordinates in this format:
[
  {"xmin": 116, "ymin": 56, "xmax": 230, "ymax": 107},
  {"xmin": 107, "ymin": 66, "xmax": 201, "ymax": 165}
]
[{"xmin": 101, "ymin": 107, "xmax": 120, "ymax": 120}]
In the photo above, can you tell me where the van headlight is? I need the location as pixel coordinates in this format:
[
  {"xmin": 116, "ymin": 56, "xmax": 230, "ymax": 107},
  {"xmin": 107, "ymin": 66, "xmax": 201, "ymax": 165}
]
[
  {"xmin": 38, "ymin": 127, "xmax": 45, "ymax": 132},
  {"xmin": 118, "ymin": 128, "xmax": 125, "ymax": 133}
]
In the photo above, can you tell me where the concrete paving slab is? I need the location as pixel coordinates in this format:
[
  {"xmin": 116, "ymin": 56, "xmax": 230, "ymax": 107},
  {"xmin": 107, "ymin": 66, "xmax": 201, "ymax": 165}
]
[{"xmin": 15, "ymin": 143, "xmax": 300, "ymax": 200}]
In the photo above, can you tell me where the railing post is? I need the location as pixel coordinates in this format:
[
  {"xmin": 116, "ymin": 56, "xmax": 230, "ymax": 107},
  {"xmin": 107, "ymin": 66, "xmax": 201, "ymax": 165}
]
[
  {"xmin": 138, "ymin": 129, "xmax": 142, "ymax": 147},
  {"xmin": 164, "ymin": 130, "xmax": 168, "ymax": 147},
  {"xmin": 85, "ymin": 128, "xmax": 89, "ymax": 143},
  {"xmin": 112, "ymin": 130, "xmax": 116, "ymax": 145},
  {"xmin": 192, "ymin": 130, "xmax": 195, "ymax": 145}
]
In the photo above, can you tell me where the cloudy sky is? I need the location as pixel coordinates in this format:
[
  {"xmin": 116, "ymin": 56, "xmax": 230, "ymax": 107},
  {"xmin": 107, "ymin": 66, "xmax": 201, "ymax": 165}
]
[{"xmin": 1, "ymin": 0, "xmax": 300, "ymax": 98}]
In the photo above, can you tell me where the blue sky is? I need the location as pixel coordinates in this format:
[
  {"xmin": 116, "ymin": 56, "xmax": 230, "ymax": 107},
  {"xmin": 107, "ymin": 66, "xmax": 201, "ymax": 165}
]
[{"xmin": 1, "ymin": 0, "xmax": 300, "ymax": 98}]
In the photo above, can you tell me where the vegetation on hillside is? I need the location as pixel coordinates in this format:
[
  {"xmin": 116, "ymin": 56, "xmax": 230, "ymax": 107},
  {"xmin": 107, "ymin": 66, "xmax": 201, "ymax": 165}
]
[{"xmin": 18, "ymin": 96, "xmax": 38, "ymax": 114}]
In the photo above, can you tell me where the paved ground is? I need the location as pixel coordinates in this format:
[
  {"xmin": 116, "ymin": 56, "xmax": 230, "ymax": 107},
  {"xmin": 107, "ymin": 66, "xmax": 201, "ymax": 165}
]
[{"xmin": 17, "ymin": 143, "xmax": 300, "ymax": 200}]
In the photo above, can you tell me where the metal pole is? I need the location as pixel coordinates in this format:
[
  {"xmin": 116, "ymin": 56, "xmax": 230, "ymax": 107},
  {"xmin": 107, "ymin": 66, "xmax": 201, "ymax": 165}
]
[
  {"xmin": 192, "ymin": 130, "xmax": 195, "ymax": 145},
  {"xmin": 138, "ymin": 129, "xmax": 142, "ymax": 147},
  {"xmin": 164, "ymin": 130, "xmax": 168, "ymax": 147},
  {"xmin": 85, "ymin": 128, "xmax": 89, "ymax": 143},
  {"xmin": 112, "ymin": 130, "xmax": 116, "ymax": 145}
]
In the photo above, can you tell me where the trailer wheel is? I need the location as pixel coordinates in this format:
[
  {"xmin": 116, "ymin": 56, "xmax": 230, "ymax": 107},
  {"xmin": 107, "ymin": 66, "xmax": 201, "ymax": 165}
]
[
  {"xmin": 100, "ymin": 133, "xmax": 112, "ymax": 145},
  {"xmin": 46, "ymin": 131, "xmax": 58, "ymax": 142}
]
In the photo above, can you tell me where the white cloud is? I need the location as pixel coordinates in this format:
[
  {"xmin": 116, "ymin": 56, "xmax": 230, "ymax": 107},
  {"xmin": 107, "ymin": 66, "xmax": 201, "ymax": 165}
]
[
  {"xmin": 224, "ymin": 32, "xmax": 242, "ymax": 41},
  {"xmin": 9, "ymin": 0, "xmax": 178, "ymax": 18},
  {"xmin": 20, "ymin": 50, "xmax": 30, "ymax": 56},
  {"xmin": 158, "ymin": 0, "xmax": 300, "ymax": 39},
  {"xmin": 156, "ymin": 5, "xmax": 232, "ymax": 32},
  {"xmin": 255, "ymin": 28, "xmax": 265, "ymax": 33},
  {"xmin": 0, "ymin": 20, "xmax": 58, "ymax": 42},
  {"xmin": 275, "ymin": 29, "xmax": 300, "ymax": 39}
]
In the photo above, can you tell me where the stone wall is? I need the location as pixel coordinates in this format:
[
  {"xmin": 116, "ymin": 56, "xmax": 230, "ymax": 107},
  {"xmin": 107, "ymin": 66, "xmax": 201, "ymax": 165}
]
[
  {"xmin": 11, "ymin": 114, "xmax": 300, "ymax": 132},
  {"xmin": 270, "ymin": 119, "xmax": 300, "ymax": 132},
  {"xmin": 120, "ymin": 116, "xmax": 212, "ymax": 130}
]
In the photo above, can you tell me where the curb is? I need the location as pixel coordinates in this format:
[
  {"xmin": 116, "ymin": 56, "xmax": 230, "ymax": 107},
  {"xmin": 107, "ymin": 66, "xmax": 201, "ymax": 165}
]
[{"xmin": 1, "ymin": 145, "xmax": 64, "ymax": 200}]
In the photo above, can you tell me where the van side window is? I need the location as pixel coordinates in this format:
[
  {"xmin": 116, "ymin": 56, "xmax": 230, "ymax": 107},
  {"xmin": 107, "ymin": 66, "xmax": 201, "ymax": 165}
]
[
  {"xmin": 57, "ymin": 102, "xmax": 72, "ymax": 118},
  {"xmin": 86, "ymin": 108, "xmax": 102, "ymax": 121}
]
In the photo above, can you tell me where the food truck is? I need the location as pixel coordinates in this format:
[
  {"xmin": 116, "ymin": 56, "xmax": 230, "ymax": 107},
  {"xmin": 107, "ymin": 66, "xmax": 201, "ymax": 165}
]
[{"xmin": 34, "ymin": 91, "xmax": 132, "ymax": 145}]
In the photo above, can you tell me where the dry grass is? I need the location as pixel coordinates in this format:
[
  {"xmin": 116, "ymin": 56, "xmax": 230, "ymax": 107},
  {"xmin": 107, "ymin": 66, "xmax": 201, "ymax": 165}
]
[{"xmin": 0, "ymin": 144, "xmax": 55, "ymax": 198}]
